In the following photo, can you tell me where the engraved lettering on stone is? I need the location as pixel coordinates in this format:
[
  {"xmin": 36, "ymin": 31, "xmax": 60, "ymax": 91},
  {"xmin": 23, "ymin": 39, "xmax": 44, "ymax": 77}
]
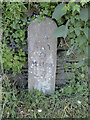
[{"xmin": 28, "ymin": 17, "xmax": 57, "ymax": 94}]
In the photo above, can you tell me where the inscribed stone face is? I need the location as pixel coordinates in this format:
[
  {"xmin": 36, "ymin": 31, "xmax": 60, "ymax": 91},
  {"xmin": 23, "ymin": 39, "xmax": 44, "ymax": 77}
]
[{"xmin": 28, "ymin": 17, "xmax": 57, "ymax": 94}]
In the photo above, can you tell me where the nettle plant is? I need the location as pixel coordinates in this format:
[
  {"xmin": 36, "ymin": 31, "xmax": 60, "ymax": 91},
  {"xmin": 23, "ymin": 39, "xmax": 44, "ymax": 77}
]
[
  {"xmin": 52, "ymin": 2, "xmax": 89, "ymax": 59},
  {"xmin": 52, "ymin": 2, "xmax": 89, "ymax": 96}
]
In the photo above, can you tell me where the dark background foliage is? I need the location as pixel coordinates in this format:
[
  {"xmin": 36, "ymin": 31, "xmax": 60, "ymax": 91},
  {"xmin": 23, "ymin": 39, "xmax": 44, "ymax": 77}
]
[{"xmin": 0, "ymin": 1, "xmax": 89, "ymax": 118}]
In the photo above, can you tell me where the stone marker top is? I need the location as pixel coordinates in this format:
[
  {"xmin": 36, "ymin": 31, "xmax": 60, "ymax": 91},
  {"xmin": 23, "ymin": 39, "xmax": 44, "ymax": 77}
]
[
  {"xmin": 28, "ymin": 17, "xmax": 57, "ymax": 53},
  {"xmin": 28, "ymin": 17, "xmax": 57, "ymax": 94}
]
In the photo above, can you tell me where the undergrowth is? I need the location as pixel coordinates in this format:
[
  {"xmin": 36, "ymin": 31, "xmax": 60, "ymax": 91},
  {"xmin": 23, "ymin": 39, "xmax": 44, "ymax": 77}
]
[
  {"xmin": 0, "ymin": 1, "xmax": 89, "ymax": 119},
  {"xmin": 1, "ymin": 75, "xmax": 89, "ymax": 118}
]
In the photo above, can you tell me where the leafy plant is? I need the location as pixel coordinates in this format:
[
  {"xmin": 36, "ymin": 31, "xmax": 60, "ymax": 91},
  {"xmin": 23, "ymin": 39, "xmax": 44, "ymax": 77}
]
[
  {"xmin": 2, "ymin": 2, "xmax": 28, "ymax": 75},
  {"xmin": 1, "ymin": 2, "xmax": 89, "ymax": 119},
  {"xmin": 52, "ymin": 1, "xmax": 89, "ymax": 97},
  {"xmin": 2, "ymin": 76, "xmax": 88, "ymax": 118}
]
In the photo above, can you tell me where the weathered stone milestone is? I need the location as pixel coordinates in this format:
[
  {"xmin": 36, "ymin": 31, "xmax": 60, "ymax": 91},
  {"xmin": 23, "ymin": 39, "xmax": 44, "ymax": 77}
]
[{"xmin": 28, "ymin": 17, "xmax": 57, "ymax": 94}]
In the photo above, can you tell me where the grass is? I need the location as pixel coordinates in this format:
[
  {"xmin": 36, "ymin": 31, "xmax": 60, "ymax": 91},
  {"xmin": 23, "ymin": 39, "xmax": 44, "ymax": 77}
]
[{"xmin": 1, "ymin": 76, "xmax": 89, "ymax": 119}]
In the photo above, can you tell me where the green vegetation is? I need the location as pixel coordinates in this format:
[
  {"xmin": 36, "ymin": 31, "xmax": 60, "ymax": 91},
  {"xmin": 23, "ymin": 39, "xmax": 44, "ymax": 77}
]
[
  {"xmin": 0, "ymin": 1, "xmax": 89, "ymax": 118},
  {"xmin": 2, "ymin": 76, "xmax": 88, "ymax": 118}
]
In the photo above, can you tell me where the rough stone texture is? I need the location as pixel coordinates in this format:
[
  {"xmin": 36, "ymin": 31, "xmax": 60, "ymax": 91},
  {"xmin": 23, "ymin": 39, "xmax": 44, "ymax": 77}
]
[
  {"xmin": 28, "ymin": 17, "xmax": 57, "ymax": 94},
  {"xmin": 56, "ymin": 50, "xmax": 75, "ymax": 86}
]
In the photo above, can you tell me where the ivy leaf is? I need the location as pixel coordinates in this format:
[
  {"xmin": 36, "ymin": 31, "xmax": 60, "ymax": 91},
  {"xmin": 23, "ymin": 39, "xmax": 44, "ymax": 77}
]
[
  {"xmin": 70, "ymin": 17, "xmax": 75, "ymax": 24},
  {"xmin": 75, "ymin": 27, "xmax": 81, "ymax": 36},
  {"xmin": 80, "ymin": 8, "xmax": 88, "ymax": 21},
  {"xmin": 52, "ymin": 3, "xmax": 66, "ymax": 21},
  {"xmin": 21, "ymin": 4, "xmax": 27, "ymax": 12},
  {"xmin": 14, "ymin": 55, "xmax": 19, "ymax": 60},
  {"xmin": 81, "ymin": 1, "xmax": 87, "ymax": 6},
  {"xmin": 83, "ymin": 27, "xmax": 88, "ymax": 39},
  {"xmin": 73, "ymin": 4, "xmax": 80, "ymax": 13},
  {"xmin": 75, "ymin": 15, "xmax": 80, "ymax": 20},
  {"xmin": 52, "ymin": 20, "xmax": 69, "ymax": 39},
  {"xmin": 77, "ymin": 35, "xmax": 86, "ymax": 47}
]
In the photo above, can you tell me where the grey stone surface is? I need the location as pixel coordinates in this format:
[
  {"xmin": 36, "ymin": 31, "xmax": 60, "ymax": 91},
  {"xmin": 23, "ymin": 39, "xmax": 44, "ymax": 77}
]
[
  {"xmin": 28, "ymin": 17, "xmax": 57, "ymax": 94},
  {"xmin": 56, "ymin": 51, "xmax": 75, "ymax": 86}
]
